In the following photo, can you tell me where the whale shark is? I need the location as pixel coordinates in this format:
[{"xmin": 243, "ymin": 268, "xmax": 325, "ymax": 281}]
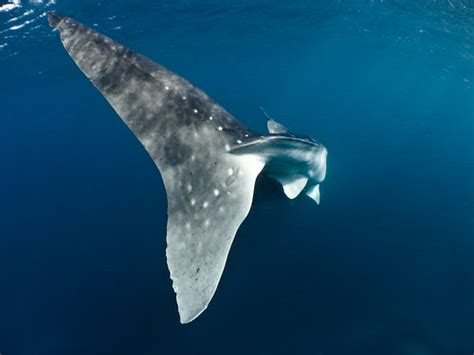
[{"xmin": 48, "ymin": 13, "xmax": 328, "ymax": 324}]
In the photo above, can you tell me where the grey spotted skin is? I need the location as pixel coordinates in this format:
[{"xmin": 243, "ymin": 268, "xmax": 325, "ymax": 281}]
[{"xmin": 49, "ymin": 13, "xmax": 328, "ymax": 323}]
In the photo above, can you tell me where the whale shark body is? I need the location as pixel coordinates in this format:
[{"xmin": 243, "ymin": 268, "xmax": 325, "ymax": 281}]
[{"xmin": 49, "ymin": 13, "xmax": 328, "ymax": 323}]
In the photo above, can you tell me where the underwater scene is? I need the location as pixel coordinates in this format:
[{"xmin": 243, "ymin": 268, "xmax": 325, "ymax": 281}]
[{"xmin": 1, "ymin": 0, "xmax": 473, "ymax": 354}]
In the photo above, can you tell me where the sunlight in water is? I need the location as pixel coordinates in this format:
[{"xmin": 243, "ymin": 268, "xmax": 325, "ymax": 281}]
[{"xmin": 0, "ymin": 0, "xmax": 56, "ymax": 58}]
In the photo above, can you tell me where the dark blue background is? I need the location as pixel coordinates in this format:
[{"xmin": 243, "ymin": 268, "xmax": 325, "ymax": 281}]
[{"xmin": 1, "ymin": 1, "xmax": 473, "ymax": 354}]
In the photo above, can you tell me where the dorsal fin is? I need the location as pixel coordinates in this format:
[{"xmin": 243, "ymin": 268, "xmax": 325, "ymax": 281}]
[{"xmin": 260, "ymin": 107, "xmax": 289, "ymax": 134}]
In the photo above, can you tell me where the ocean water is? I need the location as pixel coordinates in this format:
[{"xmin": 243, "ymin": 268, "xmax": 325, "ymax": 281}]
[{"xmin": 1, "ymin": 0, "xmax": 473, "ymax": 354}]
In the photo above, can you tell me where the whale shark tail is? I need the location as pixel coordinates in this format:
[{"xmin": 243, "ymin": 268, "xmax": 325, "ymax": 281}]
[
  {"xmin": 49, "ymin": 13, "xmax": 266, "ymax": 323},
  {"xmin": 48, "ymin": 12, "xmax": 62, "ymax": 28}
]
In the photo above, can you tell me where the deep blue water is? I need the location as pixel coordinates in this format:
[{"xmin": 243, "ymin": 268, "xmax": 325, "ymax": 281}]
[{"xmin": 1, "ymin": 1, "xmax": 474, "ymax": 354}]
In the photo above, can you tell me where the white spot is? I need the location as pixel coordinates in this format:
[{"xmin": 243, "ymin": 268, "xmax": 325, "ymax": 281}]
[
  {"xmin": 204, "ymin": 219, "xmax": 210, "ymax": 227},
  {"xmin": 209, "ymin": 116, "xmax": 213, "ymax": 120},
  {"xmin": 191, "ymin": 155, "xmax": 196, "ymax": 161},
  {"xmin": 190, "ymin": 198, "xmax": 196, "ymax": 206},
  {"xmin": 244, "ymin": 134, "xmax": 249, "ymax": 137},
  {"xmin": 213, "ymin": 189, "xmax": 220, "ymax": 196},
  {"xmin": 228, "ymin": 168, "xmax": 234, "ymax": 176},
  {"xmin": 237, "ymin": 139, "xmax": 242, "ymax": 144},
  {"xmin": 225, "ymin": 144, "xmax": 230, "ymax": 151},
  {"xmin": 165, "ymin": 86, "xmax": 170, "ymax": 90},
  {"xmin": 193, "ymin": 109, "xmax": 198, "ymax": 113},
  {"xmin": 218, "ymin": 126, "xmax": 223, "ymax": 131},
  {"xmin": 203, "ymin": 201, "xmax": 209, "ymax": 208},
  {"xmin": 182, "ymin": 96, "xmax": 187, "ymax": 100},
  {"xmin": 187, "ymin": 184, "xmax": 193, "ymax": 192}
]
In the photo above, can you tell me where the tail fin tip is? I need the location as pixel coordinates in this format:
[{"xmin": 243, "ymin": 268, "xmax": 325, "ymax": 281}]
[{"xmin": 48, "ymin": 12, "xmax": 63, "ymax": 28}]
